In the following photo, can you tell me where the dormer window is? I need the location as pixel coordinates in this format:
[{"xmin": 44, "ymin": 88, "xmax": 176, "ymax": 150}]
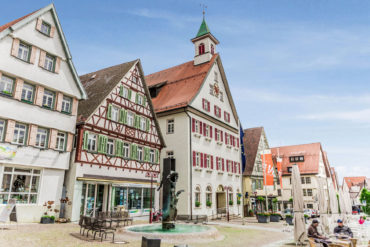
[
  {"xmin": 211, "ymin": 44, "xmax": 214, "ymax": 54},
  {"xmin": 40, "ymin": 21, "xmax": 51, "ymax": 36},
  {"xmin": 199, "ymin": 43, "xmax": 205, "ymax": 55}
]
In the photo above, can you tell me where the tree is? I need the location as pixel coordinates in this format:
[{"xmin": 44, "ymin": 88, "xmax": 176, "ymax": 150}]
[{"xmin": 360, "ymin": 188, "xmax": 370, "ymax": 215}]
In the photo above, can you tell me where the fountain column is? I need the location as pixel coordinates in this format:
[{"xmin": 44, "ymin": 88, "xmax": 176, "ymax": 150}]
[{"xmin": 161, "ymin": 158, "xmax": 176, "ymax": 230}]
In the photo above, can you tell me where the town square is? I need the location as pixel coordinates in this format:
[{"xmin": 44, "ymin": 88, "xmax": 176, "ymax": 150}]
[{"xmin": 0, "ymin": 1, "xmax": 369, "ymax": 246}]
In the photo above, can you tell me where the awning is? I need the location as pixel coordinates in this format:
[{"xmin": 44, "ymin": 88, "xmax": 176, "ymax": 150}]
[{"xmin": 77, "ymin": 174, "xmax": 159, "ymax": 186}]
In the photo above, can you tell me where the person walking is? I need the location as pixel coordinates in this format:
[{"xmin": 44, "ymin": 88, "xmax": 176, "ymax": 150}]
[{"xmin": 359, "ymin": 216, "xmax": 365, "ymax": 225}]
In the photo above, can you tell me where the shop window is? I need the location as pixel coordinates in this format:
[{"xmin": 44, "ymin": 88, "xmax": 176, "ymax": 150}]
[
  {"xmin": 0, "ymin": 166, "xmax": 41, "ymax": 204},
  {"xmin": 143, "ymin": 188, "xmax": 155, "ymax": 209},
  {"xmin": 128, "ymin": 187, "xmax": 142, "ymax": 210}
]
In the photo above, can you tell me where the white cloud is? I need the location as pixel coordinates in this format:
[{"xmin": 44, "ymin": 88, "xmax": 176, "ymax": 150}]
[{"xmin": 298, "ymin": 109, "xmax": 370, "ymax": 123}]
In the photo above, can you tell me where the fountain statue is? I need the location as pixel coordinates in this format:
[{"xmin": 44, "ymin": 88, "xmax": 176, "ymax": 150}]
[{"xmin": 157, "ymin": 158, "xmax": 184, "ymax": 230}]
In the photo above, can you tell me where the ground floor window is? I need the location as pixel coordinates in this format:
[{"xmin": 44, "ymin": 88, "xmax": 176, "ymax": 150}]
[
  {"xmin": 0, "ymin": 166, "xmax": 41, "ymax": 204},
  {"xmin": 307, "ymin": 203, "xmax": 313, "ymax": 209}
]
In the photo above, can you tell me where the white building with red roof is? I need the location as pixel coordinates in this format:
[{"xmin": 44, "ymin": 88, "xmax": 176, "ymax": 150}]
[
  {"xmin": 146, "ymin": 18, "xmax": 242, "ymax": 217},
  {"xmin": 0, "ymin": 4, "xmax": 86, "ymax": 222}
]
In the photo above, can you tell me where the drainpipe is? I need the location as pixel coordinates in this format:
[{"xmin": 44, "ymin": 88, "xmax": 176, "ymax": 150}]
[{"xmin": 185, "ymin": 111, "xmax": 193, "ymax": 220}]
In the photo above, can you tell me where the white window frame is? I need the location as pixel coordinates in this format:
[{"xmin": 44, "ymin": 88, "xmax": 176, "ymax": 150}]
[
  {"xmin": 195, "ymin": 152, "xmax": 200, "ymax": 167},
  {"xmin": 106, "ymin": 139, "xmax": 114, "ymax": 156},
  {"xmin": 61, "ymin": 96, "xmax": 72, "ymax": 113},
  {"xmin": 195, "ymin": 120, "xmax": 200, "ymax": 133},
  {"xmin": 306, "ymin": 177, "xmax": 311, "ymax": 184},
  {"xmin": 167, "ymin": 119, "xmax": 174, "ymax": 134},
  {"xmin": 150, "ymin": 149, "xmax": 155, "ymax": 163},
  {"xmin": 217, "ymin": 158, "xmax": 222, "ymax": 170},
  {"xmin": 42, "ymin": 89, "xmax": 54, "ymax": 108},
  {"xmin": 21, "ymin": 83, "xmax": 34, "ymax": 102},
  {"xmin": 40, "ymin": 21, "xmax": 51, "ymax": 36},
  {"xmin": 0, "ymin": 75, "xmax": 14, "ymax": 95},
  {"xmin": 140, "ymin": 117, "xmax": 146, "ymax": 131},
  {"xmin": 44, "ymin": 54, "xmax": 55, "ymax": 72},
  {"xmin": 56, "ymin": 132, "xmax": 66, "ymax": 151},
  {"xmin": 87, "ymin": 134, "xmax": 97, "ymax": 152},
  {"xmin": 17, "ymin": 42, "xmax": 30, "ymax": 62},
  {"xmin": 35, "ymin": 128, "xmax": 48, "ymax": 149},
  {"xmin": 111, "ymin": 105, "xmax": 119, "ymax": 122},
  {"xmin": 0, "ymin": 119, "xmax": 5, "ymax": 141},
  {"xmin": 206, "ymin": 155, "xmax": 210, "ymax": 169},
  {"xmin": 12, "ymin": 123, "xmax": 27, "ymax": 145},
  {"xmin": 205, "ymin": 125, "xmax": 209, "ymax": 137},
  {"xmin": 123, "ymin": 143, "xmax": 130, "ymax": 158},
  {"xmin": 167, "ymin": 151, "xmax": 174, "ymax": 158},
  {"xmin": 121, "ymin": 86, "xmax": 129, "ymax": 98},
  {"xmin": 137, "ymin": 146, "xmax": 143, "ymax": 161},
  {"xmin": 216, "ymin": 130, "xmax": 220, "ymax": 141},
  {"xmin": 127, "ymin": 112, "xmax": 134, "ymax": 126},
  {"xmin": 137, "ymin": 94, "xmax": 144, "ymax": 105}
]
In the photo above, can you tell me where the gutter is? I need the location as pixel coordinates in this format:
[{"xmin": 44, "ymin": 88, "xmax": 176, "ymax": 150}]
[{"xmin": 185, "ymin": 111, "xmax": 193, "ymax": 220}]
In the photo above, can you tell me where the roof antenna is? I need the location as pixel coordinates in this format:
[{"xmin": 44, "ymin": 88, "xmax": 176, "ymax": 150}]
[{"xmin": 200, "ymin": 4, "xmax": 207, "ymax": 19}]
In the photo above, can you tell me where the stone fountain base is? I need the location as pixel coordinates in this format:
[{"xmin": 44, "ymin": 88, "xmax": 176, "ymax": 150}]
[{"xmin": 119, "ymin": 223, "xmax": 224, "ymax": 244}]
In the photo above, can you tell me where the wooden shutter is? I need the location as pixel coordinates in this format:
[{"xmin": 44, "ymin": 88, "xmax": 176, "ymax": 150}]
[
  {"xmin": 214, "ymin": 105, "xmax": 216, "ymax": 115},
  {"xmin": 222, "ymin": 158, "xmax": 225, "ymax": 171},
  {"xmin": 36, "ymin": 18, "xmax": 42, "ymax": 31},
  {"xmin": 66, "ymin": 133, "xmax": 74, "ymax": 152},
  {"xmin": 38, "ymin": 50, "xmax": 46, "ymax": 68},
  {"xmin": 192, "ymin": 118, "xmax": 195, "ymax": 132},
  {"xmin": 115, "ymin": 140, "xmax": 121, "ymax": 157},
  {"xmin": 119, "ymin": 85, "xmax": 123, "ymax": 96},
  {"xmin": 203, "ymin": 123, "xmax": 206, "ymax": 136},
  {"xmin": 215, "ymin": 128, "xmax": 218, "ymax": 141},
  {"xmin": 210, "ymin": 126, "xmax": 213, "ymax": 138},
  {"xmin": 128, "ymin": 89, "xmax": 132, "ymax": 100},
  {"xmin": 199, "ymin": 121, "xmax": 203, "ymax": 134},
  {"xmin": 107, "ymin": 104, "xmax": 112, "ymax": 119},
  {"xmin": 200, "ymin": 153, "xmax": 203, "ymax": 168},
  {"xmin": 146, "ymin": 118, "xmax": 150, "ymax": 132},
  {"xmin": 237, "ymin": 138, "xmax": 239, "ymax": 148},
  {"xmin": 56, "ymin": 92, "xmax": 63, "ymax": 111},
  {"xmin": 83, "ymin": 131, "xmax": 89, "ymax": 150},
  {"xmin": 207, "ymin": 101, "xmax": 210, "ymax": 112},
  {"xmin": 71, "ymin": 98, "xmax": 78, "ymax": 115},
  {"xmin": 13, "ymin": 78, "xmax": 24, "ymax": 100},
  {"xmin": 211, "ymin": 155, "xmax": 214, "ymax": 169},
  {"xmin": 11, "ymin": 38, "xmax": 20, "ymax": 57},
  {"xmin": 28, "ymin": 125, "xmax": 37, "ymax": 146},
  {"xmin": 119, "ymin": 109, "xmax": 124, "ymax": 123},
  {"xmin": 5, "ymin": 120, "xmax": 15, "ymax": 143},
  {"xmin": 135, "ymin": 93, "xmax": 138, "ymax": 104},
  {"xmin": 155, "ymin": 149, "xmax": 159, "ymax": 164},
  {"xmin": 216, "ymin": 157, "xmax": 219, "ymax": 170},
  {"xmin": 35, "ymin": 86, "xmax": 44, "ymax": 106},
  {"xmin": 50, "ymin": 26, "xmax": 56, "ymax": 38},
  {"xmin": 29, "ymin": 46, "xmax": 37, "ymax": 64},
  {"xmin": 225, "ymin": 133, "xmax": 228, "ymax": 144},
  {"xmin": 48, "ymin": 129, "xmax": 57, "ymax": 149},
  {"xmin": 226, "ymin": 160, "xmax": 229, "ymax": 172},
  {"xmin": 193, "ymin": 151, "xmax": 196, "ymax": 166},
  {"xmin": 123, "ymin": 110, "xmax": 127, "ymax": 124},
  {"xmin": 54, "ymin": 57, "xmax": 61, "ymax": 73},
  {"xmin": 221, "ymin": 131, "xmax": 223, "ymax": 142}
]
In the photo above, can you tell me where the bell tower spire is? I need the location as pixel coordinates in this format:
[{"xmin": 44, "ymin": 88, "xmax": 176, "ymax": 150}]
[{"xmin": 191, "ymin": 10, "xmax": 219, "ymax": 66}]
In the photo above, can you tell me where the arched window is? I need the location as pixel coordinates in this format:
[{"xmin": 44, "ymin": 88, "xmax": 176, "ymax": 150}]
[
  {"xmin": 198, "ymin": 43, "xmax": 205, "ymax": 55},
  {"xmin": 195, "ymin": 186, "xmax": 201, "ymax": 207},
  {"xmin": 228, "ymin": 186, "xmax": 234, "ymax": 205},
  {"xmin": 211, "ymin": 44, "xmax": 214, "ymax": 54},
  {"xmin": 206, "ymin": 185, "xmax": 212, "ymax": 207}
]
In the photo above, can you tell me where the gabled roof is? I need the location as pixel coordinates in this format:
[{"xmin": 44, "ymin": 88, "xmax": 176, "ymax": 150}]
[
  {"xmin": 78, "ymin": 60, "xmax": 137, "ymax": 120},
  {"xmin": 343, "ymin": 176, "xmax": 367, "ymax": 190},
  {"xmin": 271, "ymin": 142, "xmax": 324, "ymax": 175},
  {"xmin": 145, "ymin": 54, "xmax": 239, "ymax": 124},
  {"xmin": 196, "ymin": 18, "xmax": 210, "ymax": 38},
  {"xmin": 0, "ymin": 4, "xmax": 87, "ymax": 99},
  {"xmin": 242, "ymin": 127, "xmax": 263, "ymax": 176}
]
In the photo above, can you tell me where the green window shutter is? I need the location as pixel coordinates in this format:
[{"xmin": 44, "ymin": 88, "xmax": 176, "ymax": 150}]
[
  {"xmin": 119, "ymin": 109, "xmax": 124, "ymax": 123},
  {"xmin": 107, "ymin": 104, "xmax": 112, "ymax": 120},
  {"xmin": 143, "ymin": 96, "xmax": 147, "ymax": 106},
  {"xmin": 135, "ymin": 94, "xmax": 138, "ymax": 104},
  {"xmin": 137, "ymin": 116, "xmax": 141, "ymax": 129},
  {"xmin": 98, "ymin": 135, "xmax": 104, "ymax": 153},
  {"xmin": 155, "ymin": 150, "xmax": 160, "ymax": 164},
  {"xmin": 120, "ymin": 85, "xmax": 123, "ymax": 96},
  {"xmin": 123, "ymin": 110, "xmax": 127, "ymax": 124},
  {"xmin": 130, "ymin": 144, "xmax": 136, "ymax": 159},
  {"xmin": 83, "ymin": 131, "xmax": 89, "ymax": 150},
  {"xmin": 103, "ymin": 136, "xmax": 108, "ymax": 154},
  {"xmin": 146, "ymin": 118, "xmax": 150, "ymax": 132},
  {"xmin": 128, "ymin": 89, "xmax": 132, "ymax": 100},
  {"xmin": 115, "ymin": 140, "xmax": 122, "ymax": 157}
]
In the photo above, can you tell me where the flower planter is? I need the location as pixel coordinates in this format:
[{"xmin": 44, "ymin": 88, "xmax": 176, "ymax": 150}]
[
  {"xmin": 257, "ymin": 215, "xmax": 270, "ymax": 223},
  {"xmin": 285, "ymin": 217, "xmax": 293, "ymax": 225},
  {"xmin": 40, "ymin": 217, "xmax": 55, "ymax": 224},
  {"xmin": 270, "ymin": 215, "xmax": 280, "ymax": 222}
]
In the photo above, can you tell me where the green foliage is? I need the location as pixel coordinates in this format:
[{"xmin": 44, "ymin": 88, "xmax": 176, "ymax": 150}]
[
  {"xmin": 337, "ymin": 194, "xmax": 341, "ymax": 214},
  {"xmin": 272, "ymin": 198, "xmax": 278, "ymax": 204},
  {"xmin": 237, "ymin": 200, "xmax": 241, "ymax": 205},
  {"xmin": 270, "ymin": 213, "xmax": 281, "ymax": 216},
  {"xmin": 195, "ymin": 201, "xmax": 201, "ymax": 207},
  {"xmin": 360, "ymin": 188, "xmax": 370, "ymax": 215},
  {"xmin": 289, "ymin": 197, "xmax": 293, "ymax": 203},
  {"xmin": 257, "ymin": 213, "xmax": 270, "ymax": 217},
  {"xmin": 285, "ymin": 214, "xmax": 293, "ymax": 218},
  {"xmin": 257, "ymin": 196, "xmax": 265, "ymax": 202},
  {"xmin": 304, "ymin": 214, "xmax": 309, "ymax": 218},
  {"xmin": 206, "ymin": 200, "xmax": 212, "ymax": 207},
  {"xmin": 229, "ymin": 200, "xmax": 234, "ymax": 206}
]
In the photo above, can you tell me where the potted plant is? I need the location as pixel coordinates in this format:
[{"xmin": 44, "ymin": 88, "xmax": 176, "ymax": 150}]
[
  {"xmin": 270, "ymin": 213, "xmax": 281, "ymax": 222},
  {"xmin": 257, "ymin": 213, "xmax": 270, "ymax": 223},
  {"xmin": 237, "ymin": 199, "xmax": 241, "ymax": 205},
  {"xmin": 195, "ymin": 201, "xmax": 201, "ymax": 208},
  {"xmin": 248, "ymin": 209, "xmax": 254, "ymax": 217},
  {"xmin": 304, "ymin": 214, "xmax": 309, "ymax": 224},
  {"xmin": 206, "ymin": 200, "xmax": 212, "ymax": 207},
  {"xmin": 229, "ymin": 200, "xmax": 234, "ymax": 206},
  {"xmin": 285, "ymin": 214, "xmax": 293, "ymax": 225},
  {"xmin": 256, "ymin": 196, "xmax": 266, "ymax": 212},
  {"xmin": 40, "ymin": 215, "xmax": 55, "ymax": 224},
  {"xmin": 40, "ymin": 201, "xmax": 57, "ymax": 224}
]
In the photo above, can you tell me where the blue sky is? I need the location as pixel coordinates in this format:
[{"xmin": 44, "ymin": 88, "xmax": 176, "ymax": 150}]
[{"xmin": 1, "ymin": 0, "xmax": 370, "ymax": 182}]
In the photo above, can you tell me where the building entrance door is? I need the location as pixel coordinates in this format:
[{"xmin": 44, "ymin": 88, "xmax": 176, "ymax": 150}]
[{"xmin": 216, "ymin": 192, "xmax": 226, "ymax": 210}]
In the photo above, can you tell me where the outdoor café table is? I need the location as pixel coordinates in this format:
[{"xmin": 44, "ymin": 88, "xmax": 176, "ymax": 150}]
[{"xmin": 327, "ymin": 236, "xmax": 352, "ymax": 247}]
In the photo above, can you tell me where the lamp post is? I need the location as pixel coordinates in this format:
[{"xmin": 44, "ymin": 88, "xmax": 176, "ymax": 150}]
[{"xmin": 146, "ymin": 172, "xmax": 157, "ymax": 224}]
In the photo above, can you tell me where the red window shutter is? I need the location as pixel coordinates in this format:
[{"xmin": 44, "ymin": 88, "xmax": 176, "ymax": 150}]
[
  {"xmin": 239, "ymin": 163, "xmax": 241, "ymax": 174},
  {"xmin": 200, "ymin": 153, "xmax": 204, "ymax": 167},
  {"xmin": 237, "ymin": 138, "xmax": 239, "ymax": 148},
  {"xmin": 211, "ymin": 155, "xmax": 214, "ymax": 169},
  {"xmin": 207, "ymin": 101, "xmax": 210, "ymax": 112},
  {"xmin": 203, "ymin": 123, "xmax": 206, "ymax": 136},
  {"xmin": 232, "ymin": 136, "xmax": 235, "ymax": 147},
  {"xmin": 222, "ymin": 158, "xmax": 225, "ymax": 171},
  {"xmin": 221, "ymin": 131, "xmax": 223, "ymax": 142},
  {"xmin": 202, "ymin": 99, "xmax": 205, "ymax": 110},
  {"xmin": 214, "ymin": 105, "xmax": 216, "ymax": 115},
  {"xmin": 199, "ymin": 121, "xmax": 203, "ymax": 134},
  {"xmin": 215, "ymin": 128, "xmax": 218, "ymax": 141},
  {"xmin": 224, "ymin": 111, "xmax": 226, "ymax": 121},
  {"xmin": 210, "ymin": 126, "xmax": 213, "ymax": 138},
  {"xmin": 192, "ymin": 118, "xmax": 195, "ymax": 132},
  {"xmin": 204, "ymin": 154, "xmax": 207, "ymax": 167},
  {"xmin": 233, "ymin": 162, "xmax": 235, "ymax": 173},
  {"xmin": 225, "ymin": 133, "xmax": 228, "ymax": 144},
  {"xmin": 193, "ymin": 151, "xmax": 196, "ymax": 166}
]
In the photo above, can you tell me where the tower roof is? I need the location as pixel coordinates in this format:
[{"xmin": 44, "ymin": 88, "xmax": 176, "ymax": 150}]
[{"xmin": 195, "ymin": 17, "xmax": 211, "ymax": 38}]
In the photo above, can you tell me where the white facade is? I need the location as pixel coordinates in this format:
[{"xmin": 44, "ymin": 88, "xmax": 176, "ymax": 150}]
[{"xmin": 0, "ymin": 5, "xmax": 85, "ymax": 222}]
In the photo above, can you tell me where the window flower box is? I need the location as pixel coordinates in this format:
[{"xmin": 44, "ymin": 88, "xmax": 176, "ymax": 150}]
[
  {"xmin": 2, "ymin": 90, "xmax": 12, "ymax": 96},
  {"xmin": 194, "ymin": 167, "xmax": 202, "ymax": 172},
  {"xmin": 217, "ymin": 171, "xmax": 224, "ymax": 175},
  {"xmin": 193, "ymin": 133, "xmax": 201, "ymax": 138},
  {"xmin": 206, "ymin": 169, "xmax": 213, "ymax": 173},
  {"xmin": 257, "ymin": 213, "xmax": 270, "ymax": 223},
  {"xmin": 216, "ymin": 141, "xmax": 223, "ymax": 145},
  {"xmin": 226, "ymin": 145, "xmax": 232, "ymax": 149},
  {"xmin": 205, "ymin": 137, "xmax": 212, "ymax": 142}
]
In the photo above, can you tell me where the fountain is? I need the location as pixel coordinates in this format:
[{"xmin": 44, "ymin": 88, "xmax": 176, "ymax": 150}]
[{"xmin": 123, "ymin": 158, "xmax": 222, "ymax": 244}]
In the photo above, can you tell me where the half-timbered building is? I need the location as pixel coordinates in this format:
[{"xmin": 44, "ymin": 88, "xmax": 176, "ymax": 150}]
[
  {"xmin": 65, "ymin": 60, "xmax": 165, "ymax": 221},
  {"xmin": 146, "ymin": 18, "xmax": 242, "ymax": 217},
  {"xmin": 0, "ymin": 4, "xmax": 86, "ymax": 222}
]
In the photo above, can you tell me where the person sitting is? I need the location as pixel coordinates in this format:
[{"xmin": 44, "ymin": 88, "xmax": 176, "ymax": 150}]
[
  {"xmin": 334, "ymin": 219, "xmax": 353, "ymax": 238},
  {"xmin": 308, "ymin": 219, "xmax": 330, "ymax": 247}
]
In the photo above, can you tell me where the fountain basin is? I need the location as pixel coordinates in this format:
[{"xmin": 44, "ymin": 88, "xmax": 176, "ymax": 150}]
[{"xmin": 120, "ymin": 223, "xmax": 223, "ymax": 243}]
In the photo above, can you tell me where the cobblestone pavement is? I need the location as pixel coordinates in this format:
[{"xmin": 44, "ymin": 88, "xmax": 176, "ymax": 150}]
[{"xmin": 0, "ymin": 218, "xmax": 293, "ymax": 247}]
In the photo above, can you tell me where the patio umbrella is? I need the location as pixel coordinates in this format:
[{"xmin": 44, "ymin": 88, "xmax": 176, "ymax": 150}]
[
  {"xmin": 328, "ymin": 182, "xmax": 339, "ymax": 233},
  {"xmin": 291, "ymin": 164, "xmax": 306, "ymax": 244},
  {"xmin": 342, "ymin": 182, "xmax": 352, "ymax": 223},
  {"xmin": 318, "ymin": 178, "xmax": 329, "ymax": 235},
  {"xmin": 338, "ymin": 188, "xmax": 347, "ymax": 223}
]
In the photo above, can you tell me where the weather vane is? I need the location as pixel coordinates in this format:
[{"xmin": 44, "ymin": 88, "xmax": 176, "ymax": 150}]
[{"xmin": 200, "ymin": 4, "xmax": 207, "ymax": 18}]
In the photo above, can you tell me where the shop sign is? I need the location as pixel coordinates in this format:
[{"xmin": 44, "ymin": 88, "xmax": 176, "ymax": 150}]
[{"xmin": 0, "ymin": 144, "xmax": 16, "ymax": 160}]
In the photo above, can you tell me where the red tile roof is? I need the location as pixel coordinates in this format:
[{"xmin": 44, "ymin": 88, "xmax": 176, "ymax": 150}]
[
  {"xmin": 0, "ymin": 10, "xmax": 37, "ymax": 33},
  {"xmin": 343, "ymin": 176, "xmax": 367, "ymax": 190},
  {"xmin": 145, "ymin": 54, "xmax": 217, "ymax": 113},
  {"xmin": 271, "ymin": 142, "xmax": 323, "ymax": 175}
]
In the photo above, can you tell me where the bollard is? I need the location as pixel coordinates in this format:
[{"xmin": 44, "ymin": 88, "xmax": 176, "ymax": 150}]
[{"xmin": 141, "ymin": 236, "xmax": 161, "ymax": 247}]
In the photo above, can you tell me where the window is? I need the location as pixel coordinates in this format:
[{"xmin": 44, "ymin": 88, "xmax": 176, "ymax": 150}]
[
  {"xmin": 287, "ymin": 167, "xmax": 292, "ymax": 173},
  {"xmin": 204, "ymin": 125, "xmax": 209, "ymax": 137},
  {"xmin": 56, "ymin": 132, "xmax": 66, "ymax": 151},
  {"xmin": 44, "ymin": 54, "xmax": 55, "ymax": 72},
  {"xmin": 127, "ymin": 112, "xmax": 134, "ymax": 126},
  {"xmin": 307, "ymin": 189, "xmax": 313, "ymax": 196},
  {"xmin": 17, "ymin": 42, "xmax": 30, "ymax": 62},
  {"xmin": 214, "ymin": 71, "xmax": 218, "ymax": 82},
  {"xmin": 167, "ymin": 151, "xmax": 174, "ymax": 158},
  {"xmin": 206, "ymin": 186, "xmax": 212, "ymax": 205},
  {"xmin": 150, "ymin": 149, "xmax": 155, "ymax": 163},
  {"xmin": 123, "ymin": 143, "xmax": 130, "ymax": 158},
  {"xmin": 21, "ymin": 83, "xmax": 34, "ymax": 102},
  {"xmin": 137, "ymin": 147, "xmax": 143, "ymax": 161},
  {"xmin": 194, "ymin": 120, "xmax": 200, "ymax": 133},
  {"xmin": 289, "ymin": 156, "xmax": 304, "ymax": 162},
  {"xmin": 278, "ymin": 189, "xmax": 282, "ymax": 196},
  {"xmin": 205, "ymin": 155, "xmax": 210, "ymax": 169},
  {"xmin": 167, "ymin": 119, "xmax": 174, "ymax": 134},
  {"xmin": 35, "ymin": 128, "xmax": 48, "ymax": 148},
  {"xmin": 120, "ymin": 86, "xmax": 130, "ymax": 99},
  {"xmin": 214, "ymin": 105, "xmax": 221, "ymax": 118},
  {"xmin": 224, "ymin": 112, "xmax": 230, "ymax": 123},
  {"xmin": 0, "ymin": 75, "xmax": 14, "ymax": 96},
  {"xmin": 40, "ymin": 21, "xmax": 51, "ymax": 36},
  {"xmin": 195, "ymin": 152, "xmax": 200, "ymax": 167},
  {"xmin": 106, "ymin": 139, "xmax": 114, "ymax": 155},
  {"xmin": 226, "ymin": 134, "xmax": 231, "ymax": 145},
  {"xmin": 132, "ymin": 76, "xmax": 137, "ymax": 83},
  {"xmin": 61, "ymin": 96, "xmax": 72, "ymax": 113},
  {"xmin": 211, "ymin": 44, "xmax": 214, "ymax": 55},
  {"xmin": 306, "ymin": 177, "xmax": 311, "ymax": 184},
  {"xmin": 301, "ymin": 177, "xmax": 305, "ymax": 184},
  {"xmin": 111, "ymin": 105, "xmax": 119, "ymax": 122},
  {"xmin": 87, "ymin": 134, "xmax": 97, "ymax": 152},
  {"xmin": 140, "ymin": 117, "xmax": 146, "ymax": 131},
  {"xmin": 195, "ymin": 186, "xmax": 201, "ymax": 205},
  {"xmin": 12, "ymin": 123, "xmax": 27, "ymax": 145},
  {"xmin": 0, "ymin": 120, "xmax": 5, "ymax": 141},
  {"xmin": 198, "ymin": 43, "xmax": 205, "ymax": 55},
  {"xmin": 202, "ymin": 99, "xmax": 210, "ymax": 112},
  {"xmin": 217, "ymin": 157, "xmax": 222, "ymax": 170},
  {"xmin": 216, "ymin": 129, "xmax": 220, "ymax": 141},
  {"xmin": 0, "ymin": 166, "xmax": 41, "ymax": 204},
  {"xmin": 42, "ymin": 89, "xmax": 54, "ymax": 108},
  {"xmin": 307, "ymin": 204, "xmax": 313, "ymax": 209},
  {"xmin": 303, "ymin": 189, "xmax": 307, "ymax": 196},
  {"xmin": 136, "ymin": 94, "xmax": 144, "ymax": 105}
]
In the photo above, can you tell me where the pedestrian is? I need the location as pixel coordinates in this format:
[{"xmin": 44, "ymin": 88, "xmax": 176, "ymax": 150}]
[
  {"xmin": 359, "ymin": 216, "xmax": 365, "ymax": 225},
  {"xmin": 308, "ymin": 219, "xmax": 331, "ymax": 247},
  {"xmin": 334, "ymin": 219, "xmax": 353, "ymax": 238}
]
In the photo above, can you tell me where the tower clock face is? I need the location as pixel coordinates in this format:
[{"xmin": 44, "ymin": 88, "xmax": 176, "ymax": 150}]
[{"xmin": 213, "ymin": 82, "xmax": 220, "ymax": 97}]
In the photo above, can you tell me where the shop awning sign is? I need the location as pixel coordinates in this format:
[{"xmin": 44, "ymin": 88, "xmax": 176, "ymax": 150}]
[{"xmin": 0, "ymin": 145, "xmax": 16, "ymax": 160}]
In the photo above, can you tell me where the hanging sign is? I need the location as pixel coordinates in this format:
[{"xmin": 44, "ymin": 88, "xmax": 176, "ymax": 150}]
[
  {"xmin": 261, "ymin": 149, "xmax": 274, "ymax": 186},
  {"xmin": 276, "ymin": 157, "xmax": 283, "ymax": 188}
]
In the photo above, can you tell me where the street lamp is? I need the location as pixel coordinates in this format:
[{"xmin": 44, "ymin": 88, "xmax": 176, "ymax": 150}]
[
  {"xmin": 224, "ymin": 185, "xmax": 231, "ymax": 222},
  {"xmin": 146, "ymin": 172, "xmax": 158, "ymax": 224}
]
